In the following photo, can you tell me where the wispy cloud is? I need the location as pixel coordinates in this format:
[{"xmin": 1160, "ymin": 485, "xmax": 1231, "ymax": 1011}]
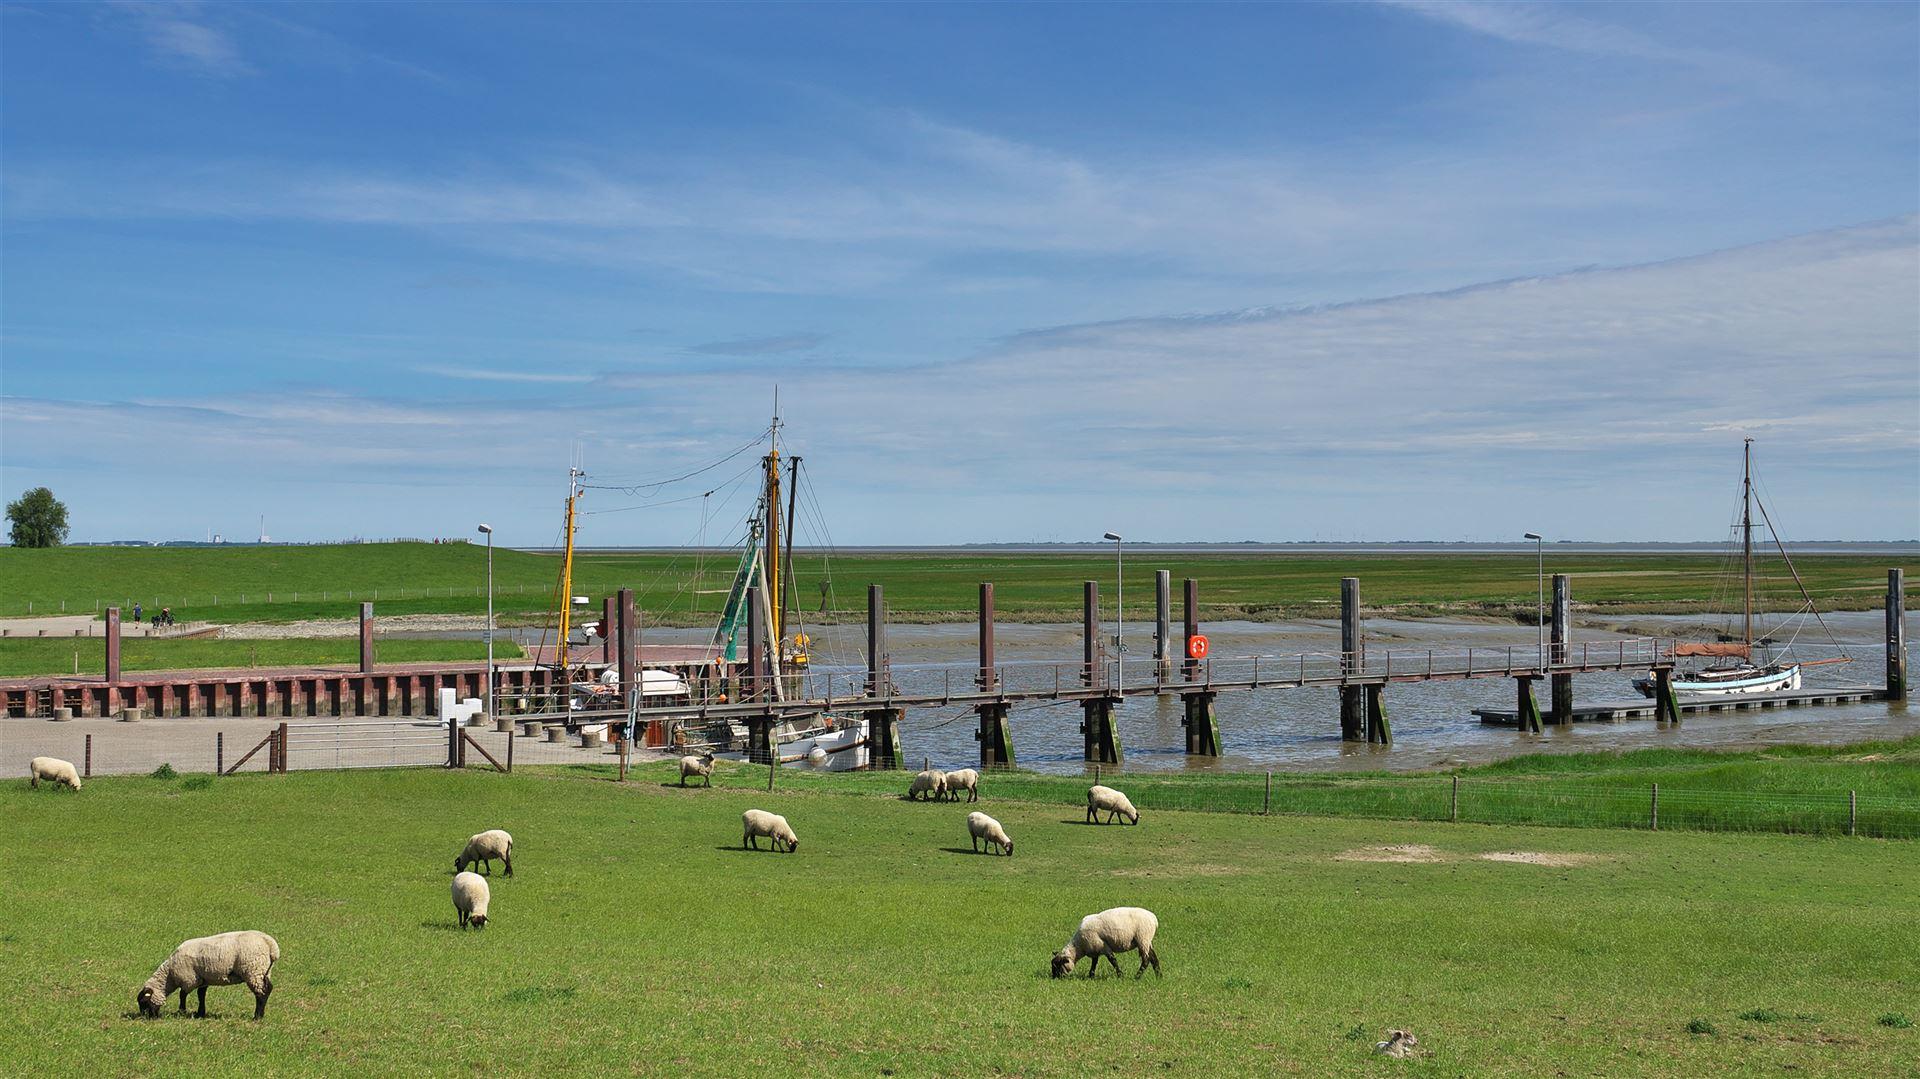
[
  {"xmin": 110, "ymin": 1, "xmax": 253, "ymax": 77},
  {"xmin": 417, "ymin": 366, "xmax": 595, "ymax": 385},
  {"xmin": 688, "ymin": 333, "xmax": 827, "ymax": 356},
  {"xmin": 1384, "ymin": 1, "xmax": 1776, "ymax": 82}
]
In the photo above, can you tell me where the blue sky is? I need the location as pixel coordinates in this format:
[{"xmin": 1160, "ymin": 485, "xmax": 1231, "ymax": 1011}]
[{"xmin": 2, "ymin": 1, "xmax": 1915, "ymax": 545}]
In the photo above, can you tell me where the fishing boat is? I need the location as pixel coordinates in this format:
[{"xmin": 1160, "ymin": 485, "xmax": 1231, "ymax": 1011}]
[
  {"xmin": 1632, "ymin": 440, "xmax": 1847, "ymax": 699},
  {"xmin": 678, "ymin": 406, "xmax": 871, "ymax": 770}
]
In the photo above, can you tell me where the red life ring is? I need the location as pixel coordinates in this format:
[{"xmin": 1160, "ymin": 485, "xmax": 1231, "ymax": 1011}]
[{"xmin": 1187, "ymin": 635, "xmax": 1210, "ymax": 660}]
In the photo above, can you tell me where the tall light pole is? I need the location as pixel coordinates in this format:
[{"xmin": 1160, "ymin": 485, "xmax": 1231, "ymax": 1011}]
[
  {"xmin": 1523, "ymin": 532, "xmax": 1544, "ymax": 668},
  {"xmin": 1103, "ymin": 532, "xmax": 1123, "ymax": 690},
  {"xmin": 478, "ymin": 523, "xmax": 495, "ymax": 719}
]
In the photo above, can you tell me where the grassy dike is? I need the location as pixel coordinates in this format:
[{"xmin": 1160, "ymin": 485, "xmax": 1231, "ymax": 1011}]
[
  {"xmin": 2, "ymin": 765, "xmax": 1914, "ymax": 1077},
  {"xmin": 3, "ymin": 541, "xmax": 1912, "ymax": 625}
]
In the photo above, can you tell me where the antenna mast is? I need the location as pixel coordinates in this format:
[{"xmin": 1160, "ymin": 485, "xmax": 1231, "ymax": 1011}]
[{"xmin": 1742, "ymin": 438, "xmax": 1754, "ymax": 653}]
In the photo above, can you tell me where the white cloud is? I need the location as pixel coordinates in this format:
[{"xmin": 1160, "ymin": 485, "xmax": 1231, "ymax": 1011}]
[
  {"xmin": 1383, "ymin": 1, "xmax": 1775, "ymax": 81},
  {"xmin": 111, "ymin": 2, "xmax": 253, "ymax": 77}
]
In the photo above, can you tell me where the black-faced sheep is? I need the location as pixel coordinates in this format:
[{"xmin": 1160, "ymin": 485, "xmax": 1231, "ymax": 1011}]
[
  {"xmin": 967, "ymin": 810, "xmax": 1012, "ymax": 855},
  {"xmin": 679, "ymin": 752, "xmax": 716, "ymax": 787},
  {"xmin": 1050, "ymin": 907, "xmax": 1159, "ymax": 979},
  {"xmin": 453, "ymin": 871, "xmax": 491, "ymax": 928},
  {"xmin": 136, "ymin": 930, "xmax": 279, "ymax": 1019},
  {"xmin": 907, "ymin": 769, "xmax": 946, "ymax": 801}
]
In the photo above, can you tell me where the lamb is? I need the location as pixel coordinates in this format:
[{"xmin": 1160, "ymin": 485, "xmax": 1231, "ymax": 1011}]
[
  {"xmin": 135, "ymin": 930, "xmax": 279, "ymax": 1019},
  {"xmin": 679, "ymin": 752, "xmax": 716, "ymax": 787},
  {"xmin": 28, "ymin": 756, "xmax": 82, "ymax": 791},
  {"xmin": 1050, "ymin": 907, "xmax": 1160, "ymax": 979},
  {"xmin": 907, "ymin": 769, "xmax": 947, "ymax": 802},
  {"xmin": 741, "ymin": 808, "xmax": 799, "ymax": 852},
  {"xmin": 452, "ymin": 871, "xmax": 491, "ymax": 929},
  {"xmin": 1086, "ymin": 784, "xmax": 1140, "ymax": 825},
  {"xmin": 943, "ymin": 768, "xmax": 980, "ymax": 803},
  {"xmin": 966, "ymin": 811, "xmax": 1013, "ymax": 856},
  {"xmin": 454, "ymin": 829, "xmax": 513, "ymax": 877}
]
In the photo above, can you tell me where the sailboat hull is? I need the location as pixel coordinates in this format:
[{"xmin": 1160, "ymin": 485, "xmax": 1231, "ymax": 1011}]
[{"xmin": 1633, "ymin": 665, "xmax": 1801, "ymax": 699}]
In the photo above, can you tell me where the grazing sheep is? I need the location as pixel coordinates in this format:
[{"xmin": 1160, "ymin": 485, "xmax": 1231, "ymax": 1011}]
[
  {"xmin": 742, "ymin": 809, "xmax": 799, "ymax": 852},
  {"xmin": 967, "ymin": 811, "xmax": 1013, "ymax": 856},
  {"xmin": 1086, "ymin": 784, "xmax": 1140, "ymax": 825},
  {"xmin": 943, "ymin": 768, "xmax": 981, "ymax": 803},
  {"xmin": 1050, "ymin": 907, "xmax": 1160, "ymax": 979},
  {"xmin": 907, "ymin": 769, "xmax": 947, "ymax": 802},
  {"xmin": 452, "ymin": 871, "xmax": 491, "ymax": 929},
  {"xmin": 28, "ymin": 756, "xmax": 82, "ymax": 791},
  {"xmin": 135, "ymin": 931, "xmax": 279, "ymax": 1019},
  {"xmin": 679, "ymin": 752, "xmax": 716, "ymax": 787},
  {"xmin": 454, "ymin": 829, "xmax": 514, "ymax": 877}
]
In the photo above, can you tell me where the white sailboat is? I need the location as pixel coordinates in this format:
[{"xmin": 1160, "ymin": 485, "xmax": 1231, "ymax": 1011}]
[{"xmin": 1633, "ymin": 440, "xmax": 1846, "ymax": 699}]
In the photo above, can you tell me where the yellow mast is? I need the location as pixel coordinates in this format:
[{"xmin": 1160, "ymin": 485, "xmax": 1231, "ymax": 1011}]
[
  {"xmin": 764, "ymin": 413, "xmax": 782, "ymax": 649},
  {"xmin": 556, "ymin": 466, "xmax": 585, "ymax": 676}
]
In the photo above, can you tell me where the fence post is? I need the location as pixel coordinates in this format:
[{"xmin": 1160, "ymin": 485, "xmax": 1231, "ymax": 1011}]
[
  {"xmin": 506, "ymin": 727, "xmax": 514, "ymax": 774},
  {"xmin": 1094, "ymin": 763, "xmax": 1101, "ymax": 786},
  {"xmin": 278, "ymin": 722, "xmax": 289, "ymax": 774},
  {"xmin": 619, "ymin": 739, "xmax": 629, "ymax": 782},
  {"xmin": 216, "ymin": 732, "xmax": 223, "ymax": 775},
  {"xmin": 1263, "ymin": 771, "xmax": 1272, "ymax": 815},
  {"xmin": 1451, "ymin": 775, "xmax": 1459, "ymax": 822},
  {"xmin": 84, "ymin": 734, "xmax": 92, "ymax": 778},
  {"xmin": 1650, "ymin": 783, "xmax": 1658, "ymax": 831},
  {"xmin": 767, "ymin": 758, "xmax": 775, "ymax": 792},
  {"xmin": 448, "ymin": 717, "xmax": 459, "ymax": 768},
  {"xmin": 1849, "ymin": 790, "xmax": 1857, "ymax": 837}
]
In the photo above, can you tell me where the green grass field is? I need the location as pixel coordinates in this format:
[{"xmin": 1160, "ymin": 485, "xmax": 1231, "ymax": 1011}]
[
  {"xmin": 2, "ymin": 766, "xmax": 1912, "ymax": 1076},
  {"xmin": 0, "ymin": 636, "xmax": 524, "ymax": 678},
  {"xmin": 2, "ymin": 541, "xmax": 1912, "ymax": 625}
]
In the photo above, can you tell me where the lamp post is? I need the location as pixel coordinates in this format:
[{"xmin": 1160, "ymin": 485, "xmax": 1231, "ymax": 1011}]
[
  {"xmin": 1523, "ymin": 532, "xmax": 1544, "ymax": 669},
  {"xmin": 478, "ymin": 523, "xmax": 495, "ymax": 719},
  {"xmin": 1103, "ymin": 532, "xmax": 1123, "ymax": 691}
]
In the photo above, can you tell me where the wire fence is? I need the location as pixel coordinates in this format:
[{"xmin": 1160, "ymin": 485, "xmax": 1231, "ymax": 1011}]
[
  {"xmin": 3, "ymin": 582, "xmax": 557, "ymax": 618},
  {"xmin": 9, "ymin": 718, "xmax": 1914, "ymax": 840}
]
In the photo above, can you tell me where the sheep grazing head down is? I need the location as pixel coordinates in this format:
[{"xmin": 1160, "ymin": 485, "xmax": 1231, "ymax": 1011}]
[
  {"xmin": 467, "ymin": 910, "xmax": 488, "ymax": 929},
  {"xmin": 1049, "ymin": 949, "xmax": 1076, "ymax": 978},
  {"xmin": 136, "ymin": 986, "xmax": 164, "ymax": 1018}
]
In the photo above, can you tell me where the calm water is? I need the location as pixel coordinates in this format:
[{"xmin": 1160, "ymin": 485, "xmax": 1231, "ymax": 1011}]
[{"xmin": 623, "ymin": 610, "xmax": 1913, "ymax": 774}]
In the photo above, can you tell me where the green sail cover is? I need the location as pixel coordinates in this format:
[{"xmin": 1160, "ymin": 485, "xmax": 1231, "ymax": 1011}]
[{"xmin": 710, "ymin": 542, "xmax": 761, "ymax": 663}]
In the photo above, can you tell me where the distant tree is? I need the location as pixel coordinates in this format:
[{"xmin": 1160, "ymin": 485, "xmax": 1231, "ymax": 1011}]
[{"xmin": 6, "ymin": 487, "xmax": 69, "ymax": 548}]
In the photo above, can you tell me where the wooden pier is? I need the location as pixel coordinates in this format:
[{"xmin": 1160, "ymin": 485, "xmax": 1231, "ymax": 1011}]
[{"xmin": 1475, "ymin": 687, "xmax": 1890, "ymax": 727}]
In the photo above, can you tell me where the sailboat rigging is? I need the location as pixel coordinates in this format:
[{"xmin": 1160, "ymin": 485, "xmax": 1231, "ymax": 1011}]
[{"xmin": 1634, "ymin": 440, "xmax": 1850, "ymax": 698}]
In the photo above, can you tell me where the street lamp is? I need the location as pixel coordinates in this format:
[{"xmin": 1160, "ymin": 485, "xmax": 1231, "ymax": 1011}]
[
  {"xmin": 1103, "ymin": 532, "xmax": 1123, "ymax": 691},
  {"xmin": 478, "ymin": 524, "xmax": 494, "ymax": 720},
  {"xmin": 1523, "ymin": 532, "xmax": 1544, "ymax": 668}
]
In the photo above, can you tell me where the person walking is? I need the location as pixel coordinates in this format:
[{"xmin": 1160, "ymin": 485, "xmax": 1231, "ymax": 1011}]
[{"xmin": 132, "ymin": 602, "xmax": 142, "ymax": 622}]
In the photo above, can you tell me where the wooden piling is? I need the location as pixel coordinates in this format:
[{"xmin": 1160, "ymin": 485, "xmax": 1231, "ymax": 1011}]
[
  {"xmin": 1154, "ymin": 570, "xmax": 1172, "ymax": 681},
  {"xmin": 1183, "ymin": 577, "xmax": 1200, "ymax": 684},
  {"xmin": 1182, "ymin": 691, "xmax": 1220, "ymax": 756},
  {"xmin": 105, "ymin": 607, "xmax": 121, "ymax": 685},
  {"xmin": 1515, "ymin": 676, "xmax": 1543, "ymax": 733},
  {"xmin": 1339, "ymin": 578, "xmax": 1364, "ymax": 741},
  {"xmin": 1081, "ymin": 581, "xmax": 1120, "ymax": 764},
  {"xmin": 1550, "ymin": 574, "xmax": 1572, "ymax": 723},
  {"xmin": 1653, "ymin": 666, "xmax": 1679, "ymax": 724},
  {"xmin": 600, "ymin": 596, "xmax": 615, "ymax": 665},
  {"xmin": 1888, "ymin": 569, "xmax": 1907, "ymax": 701},
  {"xmin": 974, "ymin": 583, "xmax": 1013, "ymax": 769},
  {"xmin": 1365, "ymin": 683, "xmax": 1391, "ymax": 744},
  {"xmin": 617, "ymin": 588, "xmax": 638, "ymax": 702}
]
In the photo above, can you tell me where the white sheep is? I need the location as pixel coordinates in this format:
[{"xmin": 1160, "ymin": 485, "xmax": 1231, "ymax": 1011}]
[
  {"xmin": 907, "ymin": 769, "xmax": 947, "ymax": 802},
  {"xmin": 1086, "ymin": 784, "xmax": 1140, "ymax": 825},
  {"xmin": 136, "ymin": 930, "xmax": 280, "ymax": 1019},
  {"xmin": 452, "ymin": 871, "xmax": 491, "ymax": 929},
  {"xmin": 28, "ymin": 756, "xmax": 81, "ymax": 791},
  {"xmin": 742, "ymin": 809, "xmax": 799, "ymax": 853},
  {"xmin": 679, "ymin": 752, "xmax": 716, "ymax": 787},
  {"xmin": 1050, "ymin": 907, "xmax": 1160, "ymax": 979},
  {"xmin": 943, "ymin": 768, "xmax": 981, "ymax": 803},
  {"xmin": 967, "ymin": 810, "xmax": 1013, "ymax": 856},
  {"xmin": 454, "ymin": 829, "xmax": 514, "ymax": 877}
]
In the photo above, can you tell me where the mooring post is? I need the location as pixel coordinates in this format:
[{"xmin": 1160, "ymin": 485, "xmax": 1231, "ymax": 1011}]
[
  {"xmin": 1081, "ymin": 580, "xmax": 1121, "ymax": 764},
  {"xmin": 1550, "ymin": 574, "xmax": 1572, "ymax": 723},
  {"xmin": 617, "ymin": 588, "xmax": 637, "ymax": 703},
  {"xmin": 1154, "ymin": 570, "xmax": 1172, "ymax": 682},
  {"xmin": 84, "ymin": 733, "xmax": 92, "ymax": 778},
  {"xmin": 974, "ymin": 582, "xmax": 1013, "ymax": 769},
  {"xmin": 600, "ymin": 596, "xmax": 615, "ymax": 666},
  {"xmin": 216, "ymin": 731, "xmax": 223, "ymax": 774},
  {"xmin": 1653, "ymin": 665, "xmax": 1679, "ymax": 724},
  {"xmin": 358, "ymin": 602, "xmax": 375, "ymax": 674},
  {"xmin": 1175, "ymin": 577, "xmax": 1220, "ymax": 756},
  {"xmin": 745, "ymin": 586, "xmax": 773, "ymax": 765},
  {"xmin": 1365, "ymin": 682, "xmax": 1391, "ymax": 744},
  {"xmin": 105, "ymin": 607, "xmax": 121, "ymax": 685},
  {"xmin": 1339, "ymin": 578, "xmax": 1365, "ymax": 741},
  {"xmin": 1515, "ymin": 675, "xmax": 1543, "ymax": 733},
  {"xmin": 1887, "ymin": 568, "xmax": 1907, "ymax": 701},
  {"xmin": 866, "ymin": 584, "xmax": 903, "ymax": 770}
]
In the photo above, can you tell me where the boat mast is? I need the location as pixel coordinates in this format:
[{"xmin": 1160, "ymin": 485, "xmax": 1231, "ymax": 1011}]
[
  {"xmin": 1742, "ymin": 438, "xmax": 1754, "ymax": 655},
  {"xmin": 557, "ymin": 465, "xmax": 585, "ymax": 676},
  {"xmin": 764, "ymin": 407, "xmax": 783, "ymax": 653}
]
